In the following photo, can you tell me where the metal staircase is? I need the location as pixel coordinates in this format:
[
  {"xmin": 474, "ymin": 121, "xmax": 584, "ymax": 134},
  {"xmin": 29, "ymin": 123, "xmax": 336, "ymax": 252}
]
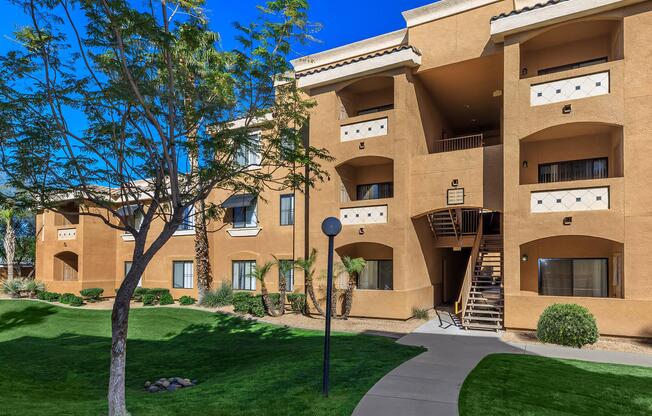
[
  {"xmin": 462, "ymin": 235, "xmax": 504, "ymax": 330},
  {"xmin": 427, "ymin": 209, "xmax": 459, "ymax": 237}
]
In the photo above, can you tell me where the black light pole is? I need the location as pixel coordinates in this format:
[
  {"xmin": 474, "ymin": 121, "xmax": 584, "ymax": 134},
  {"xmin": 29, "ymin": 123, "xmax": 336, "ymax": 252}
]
[{"xmin": 321, "ymin": 216, "xmax": 342, "ymax": 398}]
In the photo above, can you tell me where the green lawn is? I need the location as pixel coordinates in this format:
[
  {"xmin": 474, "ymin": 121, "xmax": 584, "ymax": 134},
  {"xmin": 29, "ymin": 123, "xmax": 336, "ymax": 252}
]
[
  {"xmin": 0, "ymin": 300, "xmax": 421, "ymax": 415},
  {"xmin": 459, "ymin": 353, "xmax": 652, "ymax": 416}
]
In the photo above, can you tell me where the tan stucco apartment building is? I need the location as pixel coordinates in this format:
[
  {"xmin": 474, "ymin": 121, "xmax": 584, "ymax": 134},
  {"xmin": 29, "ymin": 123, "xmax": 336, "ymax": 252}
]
[{"xmin": 36, "ymin": 0, "xmax": 652, "ymax": 337}]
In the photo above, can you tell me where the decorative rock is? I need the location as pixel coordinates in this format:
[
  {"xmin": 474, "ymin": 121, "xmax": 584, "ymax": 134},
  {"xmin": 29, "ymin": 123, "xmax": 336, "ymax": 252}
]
[
  {"xmin": 161, "ymin": 380, "xmax": 170, "ymax": 388},
  {"xmin": 167, "ymin": 384, "xmax": 179, "ymax": 392},
  {"xmin": 147, "ymin": 385, "xmax": 159, "ymax": 393},
  {"xmin": 144, "ymin": 381, "xmax": 151, "ymax": 388},
  {"xmin": 178, "ymin": 378, "xmax": 192, "ymax": 387},
  {"xmin": 145, "ymin": 376, "xmax": 196, "ymax": 393}
]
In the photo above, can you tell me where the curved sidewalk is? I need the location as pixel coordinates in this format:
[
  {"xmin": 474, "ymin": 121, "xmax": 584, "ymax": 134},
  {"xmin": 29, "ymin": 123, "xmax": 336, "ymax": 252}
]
[{"xmin": 353, "ymin": 322, "xmax": 652, "ymax": 416}]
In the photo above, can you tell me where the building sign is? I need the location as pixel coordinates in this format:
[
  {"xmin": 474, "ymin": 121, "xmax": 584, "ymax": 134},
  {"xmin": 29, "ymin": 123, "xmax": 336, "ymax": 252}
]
[{"xmin": 447, "ymin": 188, "xmax": 465, "ymax": 205}]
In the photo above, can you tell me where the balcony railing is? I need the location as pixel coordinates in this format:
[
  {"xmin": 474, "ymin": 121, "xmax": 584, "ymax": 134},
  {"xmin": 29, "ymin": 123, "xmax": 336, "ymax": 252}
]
[
  {"xmin": 57, "ymin": 228, "xmax": 77, "ymax": 241},
  {"xmin": 531, "ymin": 186, "xmax": 609, "ymax": 213},
  {"xmin": 433, "ymin": 134, "xmax": 484, "ymax": 153},
  {"xmin": 340, "ymin": 205, "xmax": 388, "ymax": 226},
  {"xmin": 340, "ymin": 117, "xmax": 388, "ymax": 142},
  {"xmin": 530, "ymin": 70, "xmax": 610, "ymax": 106}
]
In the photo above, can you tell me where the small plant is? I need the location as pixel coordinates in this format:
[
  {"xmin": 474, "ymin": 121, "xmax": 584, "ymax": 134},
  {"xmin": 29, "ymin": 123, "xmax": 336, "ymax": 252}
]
[
  {"xmin": 412, "ymin": 307, "xmax": 429, "ymax": 320},
  {"xmin": 201, "ymin": 282, "xmax": 233, "ymax": 307},
  {"xmin": 148, "ymin": 288, "xmax": 170, "ymax": 299},
  {"xmin": 60, "ymin": 293, "xmax": 78, "ymax": 304},
  {"xmin": 2, "ymin": 279, "xmax": 23, "ymax": 298},
  {"xmin": 537, "ymin": 303, "xmax": 599, "ymax": 348},
  {"xmin": 69, "ymin": 296, "xmax": 84, "ymax": 307},
  {"xmin": 142, "ymin": 294, "xmax": 156, "ymax": 306},
  {"xmin": 23, "ymin": 280, "xmax": 46, "ymax": 298},
  {"xmin": 38, "ymin": 291, "xmax": 61, "ymax": 302},
  {"xmin": 233, "ymin": 292, "xmax": 253, "ymax": 313},
  {"xmin": 159, "ymin": 292, "xmax": 174, "ymax": 305},
  {"xmin": 250, "ymin": 295, "xmax": 266, "ymax": 317},
  {"xmin": 133, "ymin": 287, "xmax": 149, "ymax": 301},
  {"xmin": 80, "ymin": 288, "xmax": 104, "ymax": 302},
  {"xmin": 179, "ymin": 296, "xmax": 196, "ymax": 306},
  {"xmin": 287, "ymin": 293, "xmax": 306, "ymax": 313}
]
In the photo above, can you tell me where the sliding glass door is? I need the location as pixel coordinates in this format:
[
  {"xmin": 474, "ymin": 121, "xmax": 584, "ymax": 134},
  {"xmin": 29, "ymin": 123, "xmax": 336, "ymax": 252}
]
[{"xmin": 539, "ymin": 258, "xmax": 608, "ymax": 297}]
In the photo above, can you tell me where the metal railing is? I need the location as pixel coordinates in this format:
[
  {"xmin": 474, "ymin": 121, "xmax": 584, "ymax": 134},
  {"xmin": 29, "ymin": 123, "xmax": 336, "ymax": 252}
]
[
  {"xmin": 454, "ymin": 215, "xmax": 483, "ymax": 315},
  {"xmin": 434, "ymin": 134, "xmax": 484, "ymax": 153},
  {"xmin": 460, "ymin": 209, "xmax": 481, "ymax": 235}
]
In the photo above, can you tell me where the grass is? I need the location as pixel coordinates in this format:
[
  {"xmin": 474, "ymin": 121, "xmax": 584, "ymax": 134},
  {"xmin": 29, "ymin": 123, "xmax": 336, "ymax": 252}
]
[
  {"xmin": 459, "ymin": 353, "xmax": 652, "ymax": 416},
  {"xmin": 0, "ymin": 300, "xmax": 421, "ymax": 415}
]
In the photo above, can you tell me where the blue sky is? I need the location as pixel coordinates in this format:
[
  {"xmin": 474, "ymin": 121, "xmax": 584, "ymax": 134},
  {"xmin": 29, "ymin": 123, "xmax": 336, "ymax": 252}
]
[{"xmin": 0, "ymin": 0, "xmax": 434, "ymax": 59}]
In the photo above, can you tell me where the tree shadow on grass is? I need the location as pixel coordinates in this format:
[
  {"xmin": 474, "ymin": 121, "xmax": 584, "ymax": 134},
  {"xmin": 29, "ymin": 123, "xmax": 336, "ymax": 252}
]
[{"xmin": 0, "ymin": 304, "xmax": 57, "ymax": 333}]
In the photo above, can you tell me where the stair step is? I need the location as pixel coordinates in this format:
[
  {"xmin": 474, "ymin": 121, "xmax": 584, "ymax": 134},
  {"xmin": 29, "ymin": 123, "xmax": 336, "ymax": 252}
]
[
  {"xmin": 466, "ymin": 309, "xmax": 502, "ymax": 315},
  {"xmin": 467, "ymin": 303, "xmax": 503, "ymax": 309},
  {"xmin": 463, "ymin": 316, "xmax": 503, "ymax": 322},
  {"xmin": 464, "ymin": 323, "xmax": 502, "ymax": 331}
]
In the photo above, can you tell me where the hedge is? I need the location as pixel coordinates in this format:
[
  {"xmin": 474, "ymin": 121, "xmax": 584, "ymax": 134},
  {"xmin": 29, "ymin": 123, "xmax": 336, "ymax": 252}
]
[
  {"xmin": 179, "ymin": 296, "xmax": 196, "ymax": 306},
  {"xmin": 287, "ymin": 294, "xmax": 306, "ymax": 313},
  {"xmin": 79, "ymin": 288, "xmax": 104, "ymax": 301}
]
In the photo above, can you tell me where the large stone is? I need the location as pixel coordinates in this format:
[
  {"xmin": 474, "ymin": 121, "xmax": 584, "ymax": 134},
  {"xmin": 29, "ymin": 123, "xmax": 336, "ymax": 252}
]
[
  {"xmin": 178, "ymin": 378, "xmax": 192, "ymax": 387},
  {"xmin": 167, "ymin": 384, "xmax": 179, "ymax": 392},
  {"xmin": 147, "ymin": 385, "xmax": 159, "ymax": 393},
  {"xmin": 161, "ymin": 380, "xmax": 170, "ymax": 388},
  {"xmin": 144, "ymin": 381, "xmax": 151, "ymax": 388}
]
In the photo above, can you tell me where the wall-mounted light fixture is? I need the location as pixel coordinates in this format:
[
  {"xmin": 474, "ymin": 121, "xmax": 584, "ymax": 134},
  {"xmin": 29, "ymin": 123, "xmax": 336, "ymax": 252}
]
[
  {"xmin": 522, "ymin": 161, "xmax": 529, "ymax": 169},
  {"xmin": 563, "ymin": 216, "xmax": 573, "ymax": 226},
  {"xmin": 359, "ymin": 142, "xmax": 365, "ymax": 150},
  {"xmin": 521, "ymin": 68, "xmax": 528, "ymax": 76},
  {"xmin": 562, "ymin": 104, "xmax": 572, "ymax": 114},
  {"xmin": 521, "ymin": 254, "xmax": 529, "ymax": 262}
]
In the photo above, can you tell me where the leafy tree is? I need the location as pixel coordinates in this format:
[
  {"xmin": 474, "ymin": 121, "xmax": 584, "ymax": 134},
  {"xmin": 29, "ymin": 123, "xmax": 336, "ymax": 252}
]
[
  {"xmin": 336, "ymin": 256, "xmax": 366, "ymax": 319},
  {"xmin": 0, "ymin": 208, "xmax": 35, "ymax": 277},
  {"xmin": 294, "ymin": 248, "xmax": 324, "ymax": 316},
  {"xmin": 0, "ymin": 1, "xmax": 328, "ymax": 414}
]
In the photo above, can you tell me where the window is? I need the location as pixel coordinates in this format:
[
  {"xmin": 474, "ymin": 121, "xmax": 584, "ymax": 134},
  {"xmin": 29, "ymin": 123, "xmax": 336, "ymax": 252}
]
[
  {"xmin": 356, "ymin": 182, "xmax": 393, "ymax": 201},
  {"xmin": 278, "ymin": 260, "xmax": 294, "ymax": 291},
  {"xmin": 280, "ymin": 133, "xmax": 297, "ymax": 161},
  {"xmin": 173, "ymin": 261, "xmax": 194, "ymax": 289},
  {"xmin": 538, "ymin": 158, "xmax": 608, "ymax": 183},
  {"xmin": 236, "ymin": 132, "xmax": 262, "ymax": 167},
  {"xmin": 357, "ymin": 260, "xmax": 393, "ymax": 290},
  {"xmin": 539, "ymin": 258, "xmax": 608, "ymax": 297},
  {"xmin": 538, "ymin": 57, "xmax": 608, "ymax": 76},
  {"xmin": 357, "ymin": 104, "xmax": 393, "ymax": 116},
  {"xmin": 233, "ymin": 260, "xmax": 256, "ymax": 291},
  {"xmin": 233, "ymin": 200, "xmax": 257, "ymax": 228},
  {"xmin": 179, "ymin": 205, "xmax": 195, "ymax": 231},
  {"xmin": 127, "ymin": 210, "xmax": 144, "ymax": 232},
  {"xmin": 125, "ymin": 261, "xmax": 141, "ymax": 287},
  {"xmin": 280, "ymin": 194, "xmax": 295, "ymax": 226}
]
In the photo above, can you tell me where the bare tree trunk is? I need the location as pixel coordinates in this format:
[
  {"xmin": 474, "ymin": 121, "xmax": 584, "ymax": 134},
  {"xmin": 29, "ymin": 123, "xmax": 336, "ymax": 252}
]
[
  {"xmin": 108, "ymin": 285, "xmax": 131, "ymax": 416},
  {"xmin": 4, "ymin": 217, "xmax": 15, "ymax": 281},
  {"xmin": 278, "ymin": 275, "xmax": 287, "ymax": 315},
  {"xmin": 341, "ymin": 274, "xmax": 356, "ymax": 320},
  {"xmin": 260, "ymin": 284, "xmax": 277, "ymax": 317},
  {"xmin": 305, "ymin": 276, "xmax": 324, "ymax": 316},
  {"xmin": 194, "ymin": 199, "xmax": 212, "ymax": 304}
]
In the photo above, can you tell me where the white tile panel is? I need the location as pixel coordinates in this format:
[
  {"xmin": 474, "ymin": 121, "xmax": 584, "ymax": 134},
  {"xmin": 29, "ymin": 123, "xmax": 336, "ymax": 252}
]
[
  {"xmin": 530, "ymin": 71, "xmax": 609, "ymax": 106},
  {"xmin": 531, "ymin": 187, "xmax": 609, "ymax": 213},
  {"xmin": 57, "ymin": 228, "xmax": 77, "ymax": 241},
  {"xmin": 340, "ymin": 205, "xmax": 388, "ymax": 225},
  {"xmin": 340, "ymin": 117, "xmax": 388, "ymax": 141}
]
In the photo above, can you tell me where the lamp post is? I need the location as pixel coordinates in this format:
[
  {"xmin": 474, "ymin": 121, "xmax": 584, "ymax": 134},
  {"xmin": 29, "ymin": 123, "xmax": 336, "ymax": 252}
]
[{"xmin": 321, "ymin": 216, "xmax": 342, "ymax": 398}]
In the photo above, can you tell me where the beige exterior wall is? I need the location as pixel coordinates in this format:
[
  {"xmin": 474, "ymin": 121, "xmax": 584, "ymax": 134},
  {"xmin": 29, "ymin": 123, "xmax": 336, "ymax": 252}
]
[{"xmin": 34, "ymin": 0, "xmax": 652, "ymax": 336}]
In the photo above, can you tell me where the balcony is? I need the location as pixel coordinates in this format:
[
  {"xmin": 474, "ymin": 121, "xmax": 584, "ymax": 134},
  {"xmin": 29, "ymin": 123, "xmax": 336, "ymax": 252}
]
[
  {"xmin": 433, "ymin": 133, "xmax": 488, "ymax": 153},
  {"xmin": 340, "ymin": 116, "xmax": 388, "ymax": 142},
  {"xmin": 340, "ymin": 204, "xmax": 388, "ymax": 226},
  {"xmin": 530, "ymin": 186, "xmax": 609, "ymax": 214},
  {"xmin": 57, "ymin": 228, "xmax": 77, "ymax": 241},
  {"xmin": 530, "ymin": 71, "xmax": 609, "ymax": 107}
]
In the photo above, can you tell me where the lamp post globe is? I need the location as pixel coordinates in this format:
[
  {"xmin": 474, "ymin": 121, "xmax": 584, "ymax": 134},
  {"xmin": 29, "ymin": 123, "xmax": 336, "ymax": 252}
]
[{"xmin": 321, "ymin": 217, "xmax": 342, "ymax": 237}]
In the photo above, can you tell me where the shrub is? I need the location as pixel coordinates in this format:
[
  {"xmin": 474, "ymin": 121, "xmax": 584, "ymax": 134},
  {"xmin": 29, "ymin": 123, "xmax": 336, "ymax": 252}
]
[
  {"xmin": 537, "ymin": 303, "xmax": 599, "ymax": 348},
  {"xmin": 233, "ymin": 292, "xmax": 253, "ymax": 313},
  {"xmin": 412, "ymin": 307, "xmax": 429, "ymax": 320},
  {"xmin": 268, "ymin": 293, "xmax": 281, "ymax": 310},
  {"xmin": 2, "ymin": 279, "xmax": 23, "ymax": 298},
  {"xmin": 201, "ymin": 282, "xmax": 233, "ymax": 307},
  {"xmin": 179, "ymin": 296, "xmax": 196, "ymax": 306},
  {"xmin": 148, "ymin": 288, "xmax": 170, "ymax": 299},
  {"xmin": 80, "ymin": 288, "xmax": 104, "ymax": 301},
  {"xmin": 133, "ymin": 287, "xmax": 149, "ymax": 301},
  {"xmin": 159, "ymin": 292, "xmax": 174, "ymax": 305},
  {"xmin": 69, "ymin": 296, "xmax": 84, "ymax": 307},
  {"xmin": 287, "ymin": 294, "xmax": 306, "ymax": 313},
  {"xmin": 38, "ymin": 291, "xmax": 60, "ymax": 302},
  {"xmin": 23, "ymin": 280, "xmax": 46, "ymax": 298},
  {"xmin": 250, "ymin": 295, "xmax": 266, "ymax": 317},
  {"xmin": 60, "ymin": 293, "xmax": 78, "ymax": 304},
  {"xmin": 142, "ymin": 293, "xmax": 156, "ymax": 306}
]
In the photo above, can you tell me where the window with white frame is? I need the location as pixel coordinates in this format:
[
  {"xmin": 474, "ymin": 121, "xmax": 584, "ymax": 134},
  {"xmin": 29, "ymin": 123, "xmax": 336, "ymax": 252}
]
[
  {"xmin": 280, "ymin": 194, "xmax": 294, "ymax": 226},
  {"xmin": 233, "ymin": 260, "xmax": 256, "ymax": 291},
  {"xmin": 173, "ymin": 261, "xmax": 194, "ymax": 289},
  {"xmin": 278, "ymin": 260, "xmax": 294, "ymax": 291},
  {"xmin": 179, "ymin": 205, "xmax": 195, "ymax": 231},
  {"xmin": 233, "ymin": 200, "xmax": 257, "ymax": 228},
  {"xmin": 236, "ymin": 132, "xmax": 262, "ymax": 167}
]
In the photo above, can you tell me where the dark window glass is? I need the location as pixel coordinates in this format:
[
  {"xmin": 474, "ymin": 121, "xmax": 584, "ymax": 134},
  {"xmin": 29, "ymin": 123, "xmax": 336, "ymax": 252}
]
[
  {"xmin": 356, "ymin": 182, "xmax": 393, "ymax": 200},
  {"xmin": 539, "ymin": 258, "xmax": 608, "ymax": 297},
  {"xmin": 537, "ymin": 57, "xmax": 608, "ymax": 76},
  {"xmin": 233, "ymin": 201, "xmax": 257, "ymax": 228},
  {"xmin": 357, "ymin": 260, "xmax": 393, "ymax": 290},
  {"xmin": 173, "ymin": 261, "xmax": 194, "ymax": 289},
  {"xmin": 280, "ymin": 194, "xmax": 294, "ymax": 226},
  {"xmin": 233, "ymin": 261, "xmax": 256, "ymax": 290},
  {"xmin": 538, "ymin": 158, "xmax": 608, "ymax": 183}
]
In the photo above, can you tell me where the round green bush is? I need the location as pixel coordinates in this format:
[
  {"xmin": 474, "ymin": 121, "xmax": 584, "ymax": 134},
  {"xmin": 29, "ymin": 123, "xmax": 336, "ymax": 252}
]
[
  {"xmin": 537, "ymin": 303, "xmax": 599, "ymax": 348},
  {"xmin": 159, "ymin": 292, "xmax": 174, "ymax": 305},
  {"xmin": 60, "ymin": 293, "xmax": 77, "ymax": 304},
  {"xmin": 80, "ymin": 288, "xmax": 104, "ymax": 301},
  {"xmin": 250, "ymin": 295, "xmax": 266, "ymax": 317},
  {"xmin": 142, "ymin": 293, "xmax": 156, "ymax": 306},
  {"xmin": 69, "ymin": 296, "xmax": 84, "ymax": 307},
  {"xmin": 179, "ymin": 296, "xmax": 196, "ymax": 306}
]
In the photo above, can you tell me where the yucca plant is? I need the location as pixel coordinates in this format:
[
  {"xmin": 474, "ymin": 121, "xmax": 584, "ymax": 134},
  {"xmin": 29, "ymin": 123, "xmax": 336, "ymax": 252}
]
[
  {"xmin": 250, "ymin": 261, "xmax": 277, "ymax": 316},
  {"xmin": 336, "ymin": 257, "xmax": 367, "ymax": 319},
  {"xmin": 295, "ymin": 249, "xmax": 324, "ymax": 316},
  {"xmin": 273, "ymin": 255, "xmax": 292, "ymax": 316},
  {"xmin": 23, "ymin": 279, "xmax": 45, "ymax": 298},
  {"xmin": 2, "ymin": 278, "xmax": 23, "ymax": 298}
]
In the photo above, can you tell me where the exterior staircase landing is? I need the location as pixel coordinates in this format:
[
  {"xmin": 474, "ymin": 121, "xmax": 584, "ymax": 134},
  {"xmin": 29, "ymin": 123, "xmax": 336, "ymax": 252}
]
[{"xmin": 462, "ymin": 235, "xmax": 504, "ymax": 331}]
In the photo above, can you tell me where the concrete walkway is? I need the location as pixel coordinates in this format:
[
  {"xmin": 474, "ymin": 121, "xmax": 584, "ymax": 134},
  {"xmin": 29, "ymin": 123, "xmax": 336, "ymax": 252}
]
[{"xmin": 353, "ymin": 321, "xmax": 652, "ymax": 416}]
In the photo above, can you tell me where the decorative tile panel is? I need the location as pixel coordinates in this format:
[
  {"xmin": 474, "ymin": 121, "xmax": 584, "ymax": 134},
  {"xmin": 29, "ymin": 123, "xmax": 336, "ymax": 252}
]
[
  {"xmin": 531, "ymin": 187, "xmax": 609, "ymax": 213},
  {"xmin": 340, "ymin": 205, "xmax": 388, "ymax": 225},
  {"xmin": 340, "ymin": 117, "xmax": 388, "ymax": 142},
  {"xmin": 57, "ymin": 228, "xmax": 77, "ymax": 241},
  {"xmin": 530, "ymin": 71, "xmax": 609, "ymax": 106}
]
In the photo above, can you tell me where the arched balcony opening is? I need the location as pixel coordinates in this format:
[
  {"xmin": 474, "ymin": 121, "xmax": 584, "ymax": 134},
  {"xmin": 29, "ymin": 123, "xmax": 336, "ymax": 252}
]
[
  {"xmin": 335, "ymin": 242, "xmax": 393, "ymax": 291},
  {"xmin": 337, "ymin": 156, "xmax": 393, "ymax": 203},
  {"xmin": 520, "ymin": 123, "xmax": 623, "ymax": 185},
  {"xmin": 520, "ymin": 236, "xmax": 623, "ymax": 299},
  {"xmin": 53, "ymin": 251, "xmax": 79, "ymax": 281},
  {"xmin": 337, "ymin": 76, "xmax": 394, "ymax": 120},
  {"xmin": 520, "ymin": 19, "xmax": 623, "ymax": 79}
]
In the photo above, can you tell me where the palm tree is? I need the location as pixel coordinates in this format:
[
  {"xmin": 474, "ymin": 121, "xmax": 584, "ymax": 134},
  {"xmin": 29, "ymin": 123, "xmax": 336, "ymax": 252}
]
[
  {"xmin": 273, "ymin": 255, "xmax": 291, "ymax": 316},
  {"xmin": 337, "ymin": 256, "xmax": 367, "ymax": 320},
  {"xmin": 251, "ymin": 261, "xmax": 277, "ymax": 316},
  {"xmin": 0, "ymin": 209, "xmax": 16, "ymax": 281},
  {"xmin": 295, "ymin": 248, "xmax": 324, "ymax": 316}
]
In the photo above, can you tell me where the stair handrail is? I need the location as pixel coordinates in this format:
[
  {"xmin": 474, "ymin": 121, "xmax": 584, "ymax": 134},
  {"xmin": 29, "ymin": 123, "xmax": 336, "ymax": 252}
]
[{"xmin": 454, "ymin": 214, "xmax": 483, "ymax": 315}]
